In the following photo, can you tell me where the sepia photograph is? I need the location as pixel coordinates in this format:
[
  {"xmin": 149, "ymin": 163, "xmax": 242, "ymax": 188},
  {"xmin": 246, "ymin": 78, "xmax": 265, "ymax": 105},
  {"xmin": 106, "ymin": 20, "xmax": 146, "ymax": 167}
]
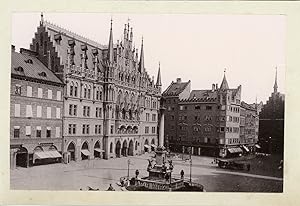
[{"xmin": 9, "ymin": 12, "xmax": 286, "ymax": 193}]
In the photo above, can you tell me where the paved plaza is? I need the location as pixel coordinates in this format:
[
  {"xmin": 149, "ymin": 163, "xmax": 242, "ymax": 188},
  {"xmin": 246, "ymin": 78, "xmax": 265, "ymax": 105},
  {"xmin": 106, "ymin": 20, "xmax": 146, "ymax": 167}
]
[{"xmin": 10, "ymin": 153, "xmax": 283, "ymax": 192}]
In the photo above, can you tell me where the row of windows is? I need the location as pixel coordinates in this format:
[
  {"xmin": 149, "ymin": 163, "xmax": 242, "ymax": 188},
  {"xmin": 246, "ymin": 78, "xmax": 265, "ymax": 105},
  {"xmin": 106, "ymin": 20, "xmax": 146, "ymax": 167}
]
[
  {"xmin": 13, "ymin": 126, "xmax": 60, "ymax": 138},
  {"xmin": 228, "ymin": 106, "xmax": 240, "ymax": 113},
  {"xmin": 68, "ymin": 104, "xmax": 103, "ymax": 118},
  {"xmin": 220, "ymin": 127, "xmax": 240, "ymax": 133},
  {"xmin": 14, "ymin": 104, "xmax": 61, "ymax": 119},
  {"xmin": 15, "ymin": 85, "xmax": 61, "ymax": 101},
  {"xmin": 69, "ymin": 84, "xmax": 103, "ymax": 101},
  {"xmin": 180, "ymin": 105, "xmax": 214, "ymax": 111},
  {"xmin": 144, "ymin": 126, "xmax": 156, "ymax": 134},
  {"xmin": 145, "ymin": 113, "xmax": 156, "ymax": 122},
  {"xmin": 68, "ymin": 124, "xmax": 102, "ymax": 135}
]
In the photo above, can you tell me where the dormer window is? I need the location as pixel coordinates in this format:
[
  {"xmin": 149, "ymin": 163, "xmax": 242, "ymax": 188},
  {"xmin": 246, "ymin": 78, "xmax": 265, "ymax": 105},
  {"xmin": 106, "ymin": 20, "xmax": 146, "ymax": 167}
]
[
  {"xmin": 38, "ymin": 72, "xmax": 47, "ymax": 77},
  {"xmin": 25, "ymin": 59, "xmax": 33, "ymax": 64},
  {"xmin": 14, "ymin": 66, "xmax": 24, "ymax": 72}
]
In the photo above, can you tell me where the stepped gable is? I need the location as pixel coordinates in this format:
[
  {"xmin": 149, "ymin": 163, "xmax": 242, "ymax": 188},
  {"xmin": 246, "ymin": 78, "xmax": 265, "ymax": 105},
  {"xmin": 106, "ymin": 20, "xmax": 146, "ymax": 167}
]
[
  {"xmin": 11, "ymin": 49, "xmax": 63, "ymax": 85},
  {"xmin": 37, "ymin": 20, "xmax": 116, "ymax": 71},
  {"xmin": 162, "ymin": 81, "xmax": 190, "ymax": 96}
]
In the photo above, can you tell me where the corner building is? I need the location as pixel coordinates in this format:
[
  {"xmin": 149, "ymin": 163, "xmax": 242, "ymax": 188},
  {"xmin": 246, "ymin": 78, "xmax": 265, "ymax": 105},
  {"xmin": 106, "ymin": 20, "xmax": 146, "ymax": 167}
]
[
  {"xmin": 29, "ymin": 16, "xmax": 161, "ymax": 161},
  {"xmin": 163, "ymin": 74, "xmax": 259, "ymax": 158},
  {"xmin": 10, "ymin": 47, "xmax": 64, "ymax": 168}
]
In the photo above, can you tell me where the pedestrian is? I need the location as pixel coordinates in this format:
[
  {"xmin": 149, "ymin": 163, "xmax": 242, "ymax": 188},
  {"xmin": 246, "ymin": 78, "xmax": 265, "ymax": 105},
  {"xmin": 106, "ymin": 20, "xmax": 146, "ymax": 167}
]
[
  {"xmin": 180, "ymin": 170, "xmax": 184, "ymax": 179},
  {"xmin": 107, "ymin": 184, "xmax": 115, "ymax": 191}
]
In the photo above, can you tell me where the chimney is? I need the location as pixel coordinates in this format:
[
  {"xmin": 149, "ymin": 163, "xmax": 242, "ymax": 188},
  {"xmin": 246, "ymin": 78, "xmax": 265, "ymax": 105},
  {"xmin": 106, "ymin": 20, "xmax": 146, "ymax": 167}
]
[
  {"xmin": 212, "ymin": 84, "xmax": 215, "ymax": 92},
  {"xmin": 176, "ymin": 78, "xmax": 182, "ymax": 83},
  {"xmin": 11, "ymin": 45, "xmax": 15, "ymax": 52},
  {"xmin": 20, "ymin": 48, "xmax": 38, "ymax": 57}
]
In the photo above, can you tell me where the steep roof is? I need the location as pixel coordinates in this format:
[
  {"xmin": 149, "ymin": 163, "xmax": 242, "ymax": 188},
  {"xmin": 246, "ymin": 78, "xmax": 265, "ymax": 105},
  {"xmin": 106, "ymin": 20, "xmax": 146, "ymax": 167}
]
[
  {"xmin": 189, "ymin": 90, "xmax": 218, "ymax": 99},
  {"xmin": 241, "ymin": 101, "xmax": 256, "ymax": 111},
  {"xmin": 220, "ymin": 73, "xmax": 229, "ymax": 90},
  {"xmin": 11, "ymin": 50, "xmax": 63, "ymax": 85},
  {"xmin": 163, "ymin": 81, "xmax": 189, "ymax": 96}
]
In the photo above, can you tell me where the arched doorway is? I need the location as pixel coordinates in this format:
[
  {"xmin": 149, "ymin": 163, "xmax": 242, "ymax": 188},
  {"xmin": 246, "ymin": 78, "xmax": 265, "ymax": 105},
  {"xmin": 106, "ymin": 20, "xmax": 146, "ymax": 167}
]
[
  {"xmin": 144, "ymin": 139, "xmax": 149, "ymax": 153},
  {"xmin": 115, "ymin": 141, "xmax": 121, "ymax": 158},
  {"xmin": 16, "ymin": 147, "xmax": 28, "ymax": 168},
  {"xmin": 128, "ymin": 140, "xmax": 134, "ymax": 156},
  {"xmin": 122, "ymin": 140, "xmax": 128, "ymax": 156},
  {"xmin": 81, "ymin": 141, "xmax": 90, "ymax": 160},
  {"xmin": 94, "ymin": 141, "xmax": 101, "ymax": 159},
  {"xmin": 67, "ymin": 142, "xmax": 76, "ymax": 161}
]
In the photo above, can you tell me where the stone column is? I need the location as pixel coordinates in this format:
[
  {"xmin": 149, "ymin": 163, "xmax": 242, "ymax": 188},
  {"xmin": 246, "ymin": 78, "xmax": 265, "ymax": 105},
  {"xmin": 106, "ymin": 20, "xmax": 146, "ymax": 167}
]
[
  {"xmin": 191, "ymin": 147, "xmax": 194, "ymax": 155},
  {"xmin": 159, "ymin": 109, "xmax": 165, "ymax": 147},
  {"xmin": 198, "ymin": 147, "xmax": 201, "ymax": 156}
]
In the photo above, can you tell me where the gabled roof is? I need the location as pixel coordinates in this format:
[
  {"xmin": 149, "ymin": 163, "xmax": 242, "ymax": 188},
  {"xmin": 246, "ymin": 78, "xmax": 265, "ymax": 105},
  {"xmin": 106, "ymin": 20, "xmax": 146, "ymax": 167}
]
[
  {"xmin": 163, "ymin": 81, "xmax": 190, "ymax": 96},
  {"xmin": 11, "ymin": 50, "xmax": 63, "ymax": 85}
]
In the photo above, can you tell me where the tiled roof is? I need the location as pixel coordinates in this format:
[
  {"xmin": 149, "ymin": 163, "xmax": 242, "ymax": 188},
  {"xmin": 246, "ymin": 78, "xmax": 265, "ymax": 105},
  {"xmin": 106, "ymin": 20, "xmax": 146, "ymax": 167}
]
[
  {"xmin": 163, "ymin": 81, "xmax": 189, "ymax": 96},
  {"xmin": 44, "ymin": 21, "xmax": 108, "ymax": 50},
  {"xmin": 189, "ymin": 90, "xmax": 218, "ymax": 99},
  {"xmin": 11, "ymin": 50, "xmax": 63, "ymax": 85}
]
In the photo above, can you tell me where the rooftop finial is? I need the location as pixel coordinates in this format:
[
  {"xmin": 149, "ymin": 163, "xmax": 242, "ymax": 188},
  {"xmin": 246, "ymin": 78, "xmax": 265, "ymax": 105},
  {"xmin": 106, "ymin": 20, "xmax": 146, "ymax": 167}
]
[
  {"xmin": 40, "ymin": 12, "xmax": 44, "ymax": 24},
  {"xmin": 110, "ymin": 16, "xmax": 113, "ymax": 29}
]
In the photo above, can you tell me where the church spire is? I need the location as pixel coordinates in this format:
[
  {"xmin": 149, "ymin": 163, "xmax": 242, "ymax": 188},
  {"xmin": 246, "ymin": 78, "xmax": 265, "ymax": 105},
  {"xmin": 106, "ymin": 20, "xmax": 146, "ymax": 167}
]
[
  {"xmin": 220, "ymin": 68, "xmax": 229, "ymax": 90},
  {"xmin": 138, "ymin": 37, "xmax": 144, "ymax": 73},
  {"xmin": 107, "ymin": 18, "xmax": 114, "ymax": 64},
  {"xmin": 156, "ymin": 62, "xmax": 162, "ymax": 87},
  {"xmin": 274, "ymin": 66, "xmax": 278, "ymax": 93}
]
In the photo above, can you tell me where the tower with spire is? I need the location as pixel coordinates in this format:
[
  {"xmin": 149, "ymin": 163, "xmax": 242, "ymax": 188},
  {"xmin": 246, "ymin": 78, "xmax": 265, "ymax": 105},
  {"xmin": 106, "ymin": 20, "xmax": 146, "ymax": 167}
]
[{"xmin": 273, "ymin": 67, "xmax": 278, "ymax": 94}]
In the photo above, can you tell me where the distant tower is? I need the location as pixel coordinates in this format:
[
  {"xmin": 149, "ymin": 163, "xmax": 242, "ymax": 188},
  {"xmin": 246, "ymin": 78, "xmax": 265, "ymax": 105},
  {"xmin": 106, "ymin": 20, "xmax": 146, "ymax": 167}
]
[
  {"xmin": 273, "ymin": 67, "xmax": 278, "ymax": 94},
  {"xmin": 138, "ymin": 37, "xmax": 145, "ymax": 73},
  {"xmin": 107, "ymin": 18, "xmax": 114, "ymax": 64},
  {"xmin": 156, "ymin": 62, "xmax": 162, "ymax": 93}
]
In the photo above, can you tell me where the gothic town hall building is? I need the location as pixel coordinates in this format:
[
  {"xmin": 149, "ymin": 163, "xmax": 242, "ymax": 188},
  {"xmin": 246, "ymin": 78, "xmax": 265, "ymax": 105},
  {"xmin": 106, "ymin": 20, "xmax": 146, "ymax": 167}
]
[{"xmin": 28, "ymin": 16, "xmax": 161, "ymax": 162}]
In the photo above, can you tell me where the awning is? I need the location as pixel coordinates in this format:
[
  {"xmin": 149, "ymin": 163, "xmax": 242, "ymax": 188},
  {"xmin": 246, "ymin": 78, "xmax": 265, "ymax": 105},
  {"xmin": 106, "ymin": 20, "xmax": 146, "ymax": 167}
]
[
  {"xmin": 242, "ymin": 145, "xmax": 250, "ymax": 152},
  {"xmin": 81, "ymin": 149, "xmax": 91, "ymax": 156},
  {"xmin": 255, "ymin": 144, "xmax": 261, "ymax": 149},
  {"xmin": 48, "ymin": 150, "xmax": 62, "ymax": 158},
  {"xmin": 151, "ymin": 144, "xmax": 157, "ymax": 148},
  {"xmin": 228, "ymin": 147, "xmax": 243, "ymax": 153},
  {"xmin": 94, "ymin": 148, "xmax": 105, "ymax": 153},
  {"xmin": 34, "ymin": 151, "xmax": 49, "ymax": 159},
  {"xmin": 144, "ymin": 145, "xmax": 151, "ymax": 149}
]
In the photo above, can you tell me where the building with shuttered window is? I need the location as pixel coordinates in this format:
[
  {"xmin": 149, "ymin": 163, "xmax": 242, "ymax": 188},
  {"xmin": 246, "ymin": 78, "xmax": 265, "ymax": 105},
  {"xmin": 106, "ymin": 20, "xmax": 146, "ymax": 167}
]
[{"xmin": 10, "ymin": 46, "xmax": 64, "ymax": 169}]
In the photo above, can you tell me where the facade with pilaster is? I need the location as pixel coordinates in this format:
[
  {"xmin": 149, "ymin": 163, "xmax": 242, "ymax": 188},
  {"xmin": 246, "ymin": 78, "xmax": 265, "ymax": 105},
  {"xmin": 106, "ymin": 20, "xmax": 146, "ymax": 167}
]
[
  {"xmin": 163, "ymin": 74, "xmax": 259, "ymax": 158},
  {"xmin": 29, "ymin": 15, "xmax": 161, "ymax": 161}
]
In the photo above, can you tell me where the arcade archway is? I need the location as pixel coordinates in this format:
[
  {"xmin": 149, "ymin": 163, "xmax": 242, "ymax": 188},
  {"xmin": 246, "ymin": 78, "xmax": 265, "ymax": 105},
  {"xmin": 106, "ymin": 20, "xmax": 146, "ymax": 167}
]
[
  {"xmin": 122, "ymin": 140, "xmax": 128, "ymax": 156},
  {"xmin": 67, "ymin": 142, "xmax": 76, "ymax": 161},
  {"xmin": 115, "ymin": 141, "xmax": 121, "ymax": 158},
  {"xmin": 81, "ymin": 141, "xmax": 90, "ymax": 160},
  {"xmin": 128, "ymin": 140, "xmax": 134, "ymax": 156},
  {"xmin": 16, "ymin": 147, "xmax": 28, "ymax": 168}
]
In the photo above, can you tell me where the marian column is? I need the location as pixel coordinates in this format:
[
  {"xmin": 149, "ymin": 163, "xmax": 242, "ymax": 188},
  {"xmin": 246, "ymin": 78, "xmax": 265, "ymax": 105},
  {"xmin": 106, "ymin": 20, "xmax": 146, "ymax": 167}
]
[{"xmin": 159, "ymin": 108, "xmax": 165, "ymax": 148}]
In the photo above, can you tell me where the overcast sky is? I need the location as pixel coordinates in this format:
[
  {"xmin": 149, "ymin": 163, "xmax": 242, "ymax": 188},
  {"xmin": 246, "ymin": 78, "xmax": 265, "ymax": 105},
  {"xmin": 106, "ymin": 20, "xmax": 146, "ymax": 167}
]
[{"xmin": 11, "ymin": 13, "xmax": 286, "ymax": 104}]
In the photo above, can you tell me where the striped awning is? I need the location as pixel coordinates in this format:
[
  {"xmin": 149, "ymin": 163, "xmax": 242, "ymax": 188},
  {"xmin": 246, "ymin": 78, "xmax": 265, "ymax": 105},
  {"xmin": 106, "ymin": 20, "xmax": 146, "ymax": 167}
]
[
  {"xmin": 242, "ymin": 145, "xmax": 250, "ymax": 152},
  {"xmin": 34, "ymin": 151, "xmax": 62, "ymax": 159},
  {"xmin": 228, "ymin": 147, "xmax": 243, "ymax": 153},
  {"xmin": 81, "ymin": 149, "xmax": 91, "ymax": 156},
  {"xmin": 94, "ymin": 148, "xmax": 105, "ymax": 153}
]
